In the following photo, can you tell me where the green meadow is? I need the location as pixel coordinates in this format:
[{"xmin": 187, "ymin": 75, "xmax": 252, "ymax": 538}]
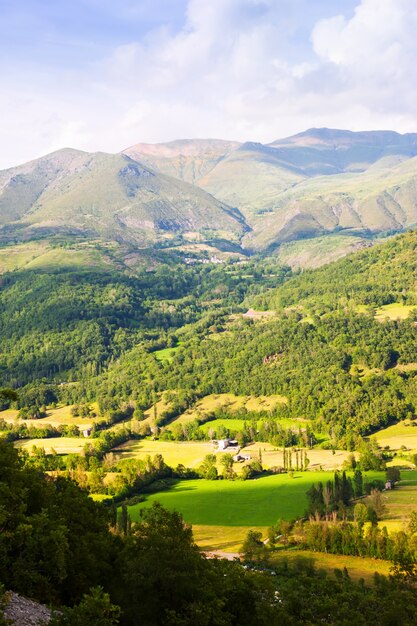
[
  {"xmin": 153, "ymin": 344, "xmax": 183, "ymax": 363},
  {"xmin": 128, "ymin": 471, "xmax": 383, "ymax": 528}
]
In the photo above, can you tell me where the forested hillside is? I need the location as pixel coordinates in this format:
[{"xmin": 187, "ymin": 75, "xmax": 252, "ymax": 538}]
[
  {"xmin": 2, "ymin": 231, "xmax": 417, "ymax": 448},
  {"xmin": 0, "ymin": 258, "xmax": 288, "ymax": 387},
  {"xmin": 91, "ymin": 231, "xmax": 417, "ymax": 447},
  {"xmin": 254, "ymin": 231, "xmax": 417, "ymax": 311}
]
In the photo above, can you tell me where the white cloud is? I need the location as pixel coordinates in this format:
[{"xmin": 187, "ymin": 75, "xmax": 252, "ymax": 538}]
[{"xmin": 2, "ymin": 0, "xmax": 417, "ymax": 169}]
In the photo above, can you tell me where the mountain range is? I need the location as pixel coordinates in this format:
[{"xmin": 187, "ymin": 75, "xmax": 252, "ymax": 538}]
[{"xmin": 3, "ymin": 127, "xmax": 417, "ymax": 260}]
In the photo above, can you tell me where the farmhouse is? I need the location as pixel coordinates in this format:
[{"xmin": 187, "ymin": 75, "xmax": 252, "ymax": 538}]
[
  {"xmin": 217, "ymin": 439, "xmax": 239, "ymax": 451},
  {"xmin": 82, "ymin": 428, "xmax": 92, "ymax": 437}
]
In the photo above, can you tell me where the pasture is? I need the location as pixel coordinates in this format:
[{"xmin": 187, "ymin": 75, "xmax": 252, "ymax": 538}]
[
  {"xmin": 172, "ymin": 393, "xmax": 287, "ymax": 426},
  {"xmin": 0, "ymin": 240, "xmax": 112, "ymax": 274},
  {"xmin": 271, "ymin": 549, "xmax": 391, "ymax": 583},
  {"xmin": 375, "ymin": 470, "xmax": 417, "ymax": 531},
  {"xmin": 375, "ymin": 302, "xmax": 417, "ymax": 321},
  {"xmin": 14, "ymin": 437, "xmax": 86, "ymax": 454},
  {"xmin": 239, "ymin": 442, "xmax": 352, "ymax": 471},
  {"xmin": 372, "ymin": 420, "xmax": 417, "ymax": 452},
  {"xmin": 127, "ymin": 473, "xmax": 327, "ymax": 527},
  {"xmin": 192, "ymin": 525, "xmax": 267, "ymax": 552},
  {"xmin": 198, "ymin": 417, "xmax": 308, "ymax": 435},
  {"xmin": 127, "ymin": 470, "xmax": 384, "ymax": 550},
  {"xmin": 1, "ymin": 404, "xmax": 100, "ymax": 429},
  {"xmin": 152, "ymin": 345, "xmax": 182, "ymax": 363},
  {"xmin": 115, "ymin": 439, "xmax": 216, "ymax": 467}
]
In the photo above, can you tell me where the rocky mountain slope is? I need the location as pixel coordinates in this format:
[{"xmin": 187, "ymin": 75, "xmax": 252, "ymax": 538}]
[
  {"xmin": 124, "ymin": 128, "xmax": 417, "ymax": 252},
  {"xmin": 3, "ymin": 128, "xmax": 417, "ymax": 256},
  {"xmin": 0, "ymin": 148, "xmax": 246, "ymax": 246}
]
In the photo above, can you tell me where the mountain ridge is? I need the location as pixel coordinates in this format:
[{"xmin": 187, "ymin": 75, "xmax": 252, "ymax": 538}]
[
  {"xmin": 3, "ymin": 127, "xmax": 417, "ymax": 257},
  {"xmin": 0, "ymin": 148, "xmax": 247, "ymax": 247}
]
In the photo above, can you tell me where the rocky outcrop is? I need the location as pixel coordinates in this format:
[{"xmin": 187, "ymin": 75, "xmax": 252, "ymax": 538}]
[{"xmin": 3, "ymin": 592, "xmax": 51, "ymax": 626}]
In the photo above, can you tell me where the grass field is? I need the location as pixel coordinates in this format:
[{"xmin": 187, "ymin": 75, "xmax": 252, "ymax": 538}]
[
  {"xmin": 1, "ymin": 404, "xmax": 100, "ymax": 429},
  {"xmin": 241, "ymin": 309, "xmax": 277, "ymax": 321},
  {"xmin": 172, "ymin": 393, "xmax": 287, "ymax": 426},
  {"xmin": 115, "ymin": 439, "xmax": 217, "ymax": 467},
  {"xmin": 271, "ymin": 549, "xmax": 391, "ymax": 583},
  {"xmin": 127, "ymin": 473, "xmax": 324, "ymax": 527},
  {"xmin": 14, "ymin": 437, "xmax": 86, "ymax": 454},
  {"xmin": 0, "ymin": 241, "xmax": 113, "ymax": 274},
  {"xmin": 239, "ymin": 442, "xmax": 352, "ymax": 471},
  {"xmin": 372, "ymin": 420, "xmax": 417, "ymax": 452},
  {"xmin": 128, "ymin": 471, "xmax": 383, "ymax": 529},
  {"xmin": 114, "ymin": 436, "xmax": 349, "ymax": 473},
  {"xmin": 192, "ymin": 525, "xmax": 268, "ymax": 552},
  {"xmin": 375, "ymin": 303, "xmax": 417, "ymax": 321},
  {"xmin": 153, "ymin": 345, "xmax": 182, "ymax": 363},
  {"xmin": 374, "ymin": 471, "xmax": 417, "ymax": 531}
]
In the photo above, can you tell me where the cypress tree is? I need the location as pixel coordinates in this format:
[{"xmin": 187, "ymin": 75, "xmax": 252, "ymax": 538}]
[
  {"xmin": 353, "ymin": 469, "xmax": 363, "ymax": 497},
  {"xmin": 341, "ymin": 471, "xmax": 352, "ymax": 505}
]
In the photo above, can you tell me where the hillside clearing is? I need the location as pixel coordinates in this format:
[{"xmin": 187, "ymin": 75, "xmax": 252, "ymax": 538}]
[
  {"xmin": 115, "ymin": 439, "xmax": 216, "ymax": 467},
  {"xmin": 372, "ymin": 471, "xmax": 417, "ymax": 531},
  {"xmin": 1, "ymin": 404, "xmax": 100, "ymax": 429},
  {"xmin": 271, "ymin": 549, "xmax": 391, "ymax": 583},
  {"xmin": 375, "ymin": 302, "xmax": 417, "ymax": 321},
  {"xmin": 372, "ymin": 420, "xmax": 417, "ymax": 451},
  {"xmin": 14, "ymin": 437, "xmax": 86, "ymax": 454},
  {"xmin": 172, "ymin": 393, "xmax": 287, "ymax": 426}
]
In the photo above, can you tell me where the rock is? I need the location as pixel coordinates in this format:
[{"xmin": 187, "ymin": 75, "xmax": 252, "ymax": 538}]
[{"xmin": 3, "ymin": 592, "xmax": 51, "ymax": 626}]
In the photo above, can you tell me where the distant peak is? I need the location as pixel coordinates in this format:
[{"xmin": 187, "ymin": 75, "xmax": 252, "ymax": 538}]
[
  {"xmin": 269, "ymin": 127, "xmax": 417, "ymax": 148},
  {"xmin": 123, "ymin": 138, "xmax": 241, "ymax": 158}
]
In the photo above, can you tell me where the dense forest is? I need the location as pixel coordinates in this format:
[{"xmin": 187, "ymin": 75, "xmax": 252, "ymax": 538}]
[{"xmin": 0, "ymin": 258, "xmax": 288, "ymax": 386}]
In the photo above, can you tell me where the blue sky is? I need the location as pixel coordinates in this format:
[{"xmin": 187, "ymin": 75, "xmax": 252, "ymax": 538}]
[{"xmin": 1, "ymin": 0, "xmax": 416, "ymax": 168}]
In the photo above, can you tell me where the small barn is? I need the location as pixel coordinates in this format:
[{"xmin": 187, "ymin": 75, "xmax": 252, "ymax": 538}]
[{"xmin": 217, "ymin": 439, "xmax": 239, "ymax": 451}]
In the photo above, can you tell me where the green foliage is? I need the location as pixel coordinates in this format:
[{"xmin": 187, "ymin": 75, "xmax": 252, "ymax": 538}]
[
  {"xmin": 49, "ymin": 588, "xmax": 120, "ymax": 626},
  {"xmin": 386, "ymin": 467, "xmax": 401, "ymax": 484},
  {"xmin": 0, "ymin": 439, "xmax": 116, "ymax": 605},
  {"xmin": 242, "ymin": 530, "xmax": 268, "ymax": 564},
  {"xmin": 354, "ymin": 503, "xmax": 368, "ymax": 526}
]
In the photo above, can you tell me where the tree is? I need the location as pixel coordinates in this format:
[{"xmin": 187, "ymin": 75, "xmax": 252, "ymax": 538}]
[
  {"xmin": 220, "ymin": 453, "xmax": 235, "ymax": 479},
  {"xmin": 358, "ymin": 440, "xmax": 386, "ymax": 471},
  {"xmin": 408, "ymin": 510, "xmax": 417, "ymax": 534},
  {"xmin": 386, "ymin": 467, "xmax": 401, "ymax": 485},
  {"xmin": 199, "ymin": 454, "xmax": 218, "ymax": 480},
  {"xmin": 368, "ymin": 489, "xmax": 386, "ymax": 520},
  {"xmin": 354, "ymin": 503, "xmax": 368, "ymax": 527},
  {"xmin": 242, "ymin": 530, "xmax": 268, "ymax": 564},
  {"xmin": 114, "ymin": 503, "xmax": 208, "ymax": 626},
  {"xmin": 49, "ymin": 587, "xmax": 120, "ymax": 626},
  {"xmin": 353, "ymin": 469, "xmax": 363, "ymax": 498},
  {"xmin": 277, "ymin": 519, "xmax": 293, "ymax": 545},
  {"xmin": 307, "ymin": 483, "xmax": 324, "ymax": 516}
]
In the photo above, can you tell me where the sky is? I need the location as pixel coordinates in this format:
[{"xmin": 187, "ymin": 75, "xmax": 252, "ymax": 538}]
[{"xmin": 1, "ymin": 0, "xmax": 417, "ymax": 168}]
